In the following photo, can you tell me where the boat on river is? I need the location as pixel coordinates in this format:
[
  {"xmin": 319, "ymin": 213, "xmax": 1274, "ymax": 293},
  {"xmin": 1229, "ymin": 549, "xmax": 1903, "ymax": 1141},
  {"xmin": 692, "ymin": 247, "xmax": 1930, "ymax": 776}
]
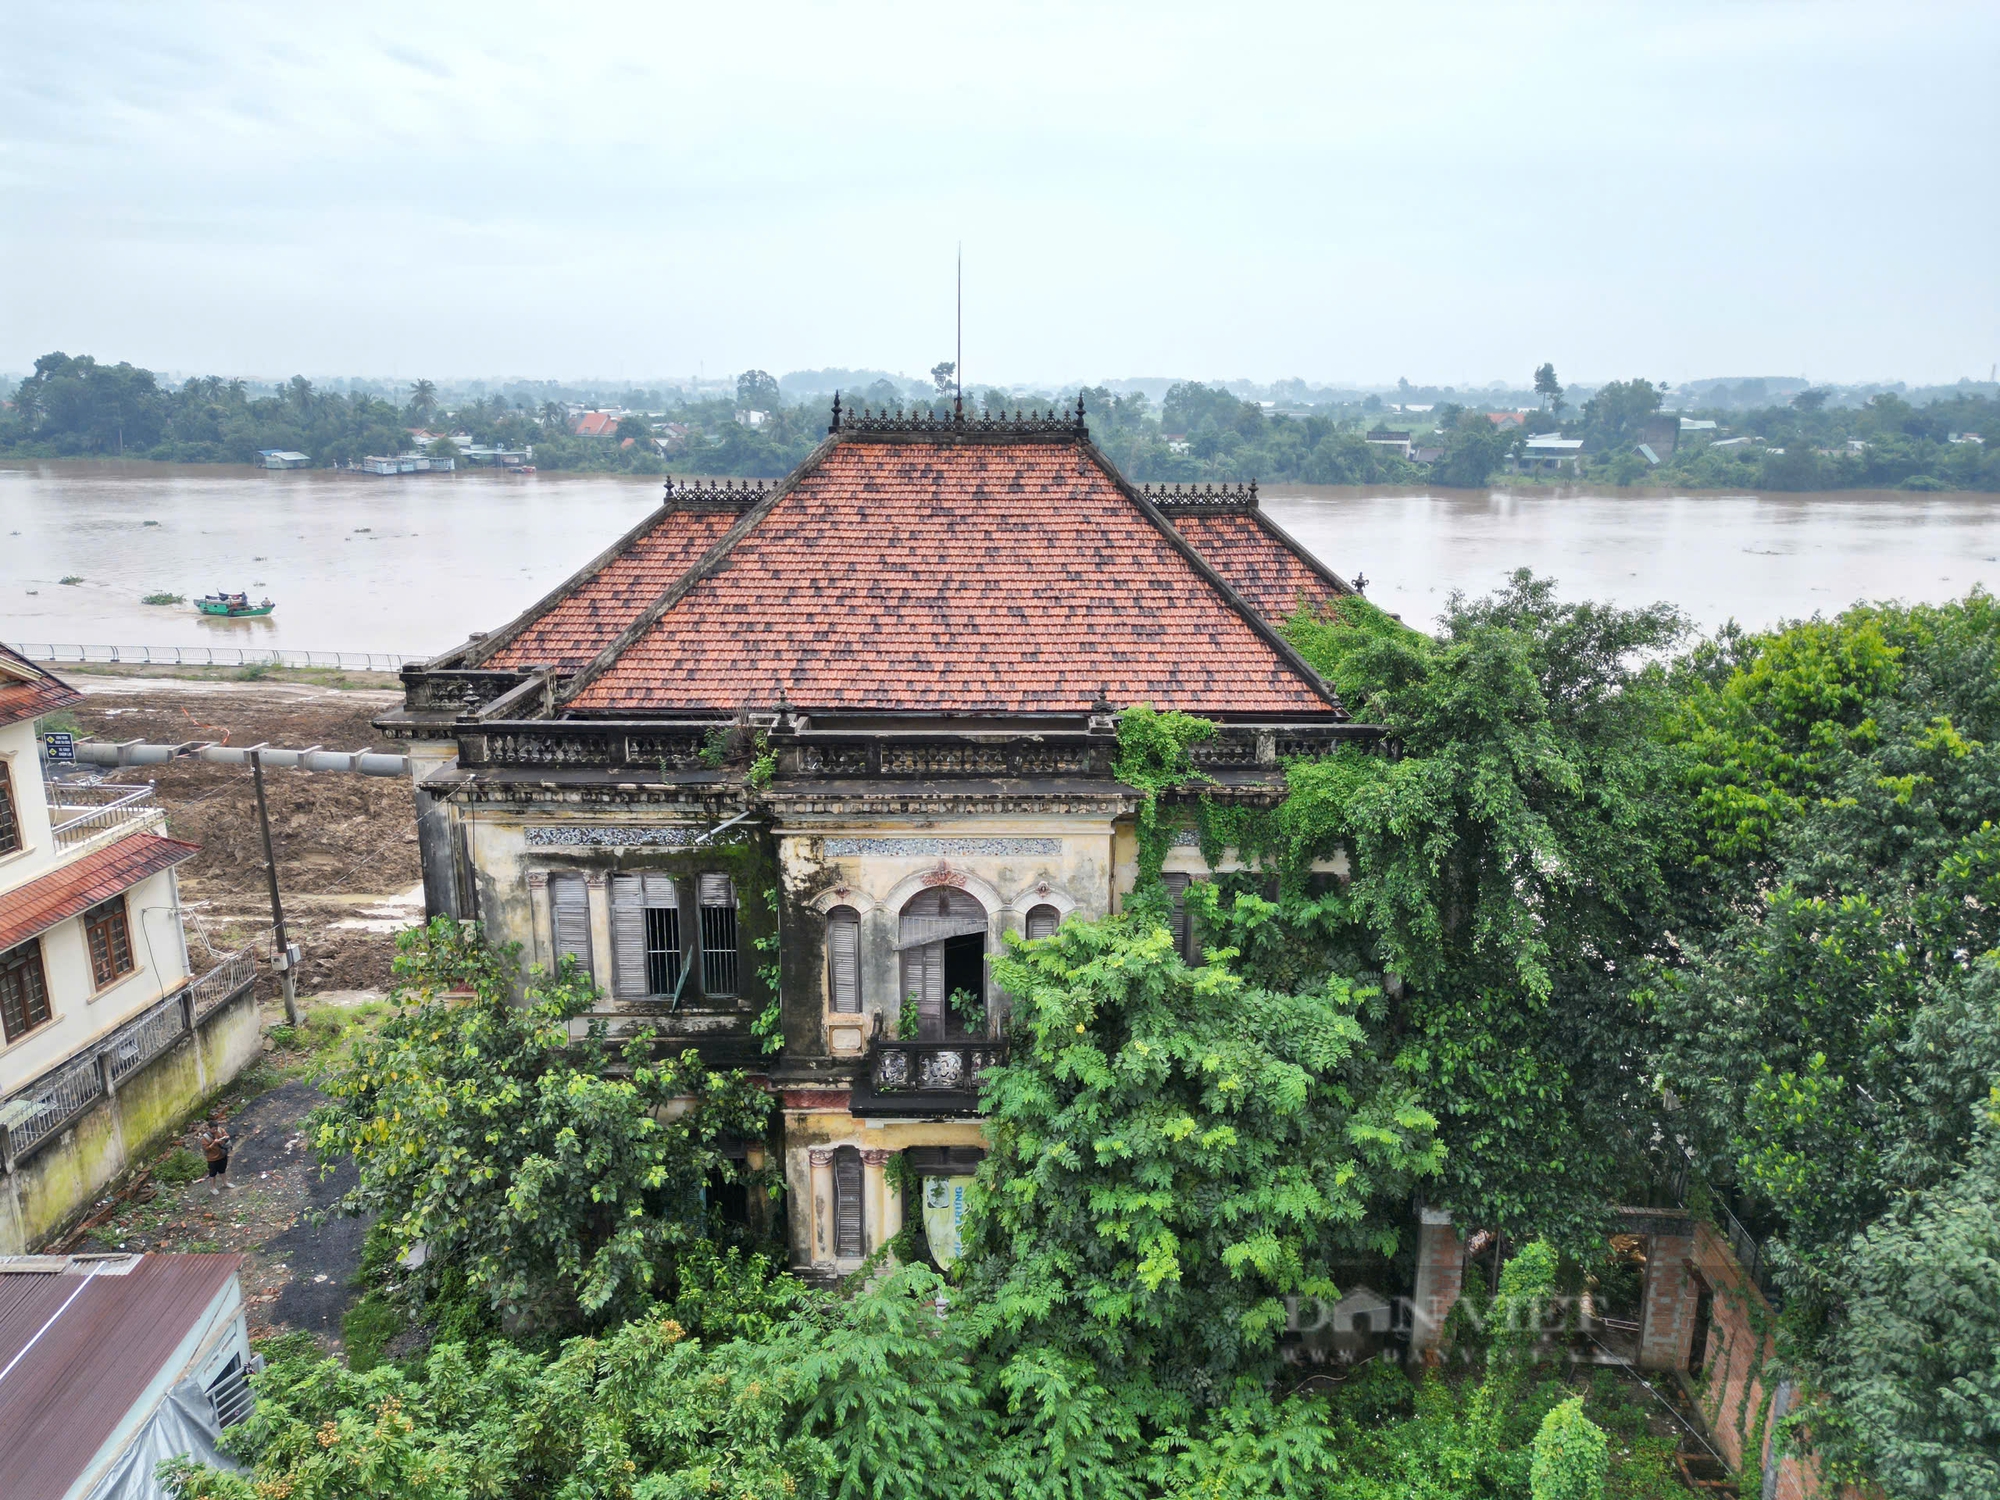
[{"xmin": 195, "ymin": 591, "xmax": 275, "ymax": 618}]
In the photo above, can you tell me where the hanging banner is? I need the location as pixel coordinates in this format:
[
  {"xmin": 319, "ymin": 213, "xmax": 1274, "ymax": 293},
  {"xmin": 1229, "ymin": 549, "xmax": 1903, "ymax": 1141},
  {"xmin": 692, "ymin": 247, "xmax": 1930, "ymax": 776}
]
[{"xmin": 922, "ymin": 1175, "xmax": 976, "ymax": 1270}]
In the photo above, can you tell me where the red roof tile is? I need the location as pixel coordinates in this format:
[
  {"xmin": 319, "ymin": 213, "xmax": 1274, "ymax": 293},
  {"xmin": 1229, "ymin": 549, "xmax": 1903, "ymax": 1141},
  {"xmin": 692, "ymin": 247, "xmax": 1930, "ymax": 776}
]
[
  {"xmin": 486, "ymin": 506, "xmax": 740, "ymax": 670},
  {"xmin": 564, "ymin": 437, "xmax": 1341, "ymax": 717},
  {"xmin": 1170, "ymin": 511, "xmax": 1350, "ymax": 624},
  {"xmin": 0, "ymin": 647, "xmax": 84, "ymax": 729},
  {"xmin": 0, "ymin": 834, "xmax": 199, "ymax": 951}
]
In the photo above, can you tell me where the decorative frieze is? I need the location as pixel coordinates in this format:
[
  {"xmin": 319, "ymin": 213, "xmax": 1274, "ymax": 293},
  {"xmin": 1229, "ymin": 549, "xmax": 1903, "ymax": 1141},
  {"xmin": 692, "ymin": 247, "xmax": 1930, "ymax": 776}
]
[
  {"xmin": 526, "ymin": 825, "xmax": 708, "ymax": 848},
  {"xmin": 822, "ymin": 836, "xmax": 1061, "ymax": 857},
  {"xmin": 807, "ymin": 1148, "xmax": 834, "ymax": 1168}
]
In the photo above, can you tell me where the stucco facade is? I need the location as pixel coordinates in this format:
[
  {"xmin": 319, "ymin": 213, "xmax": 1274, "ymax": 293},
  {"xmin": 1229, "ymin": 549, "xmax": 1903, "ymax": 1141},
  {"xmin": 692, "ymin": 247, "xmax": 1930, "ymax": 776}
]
[{"xmin": 378, "ymin": 407, "xmax": 1379, "ymax": 1277}]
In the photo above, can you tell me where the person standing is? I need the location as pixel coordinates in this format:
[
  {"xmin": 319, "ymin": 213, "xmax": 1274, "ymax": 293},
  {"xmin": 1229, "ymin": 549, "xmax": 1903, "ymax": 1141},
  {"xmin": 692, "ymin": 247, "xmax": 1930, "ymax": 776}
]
[{"xmin": 198, "ymin": 1114, "xmax": 233, "ymax": 1193}]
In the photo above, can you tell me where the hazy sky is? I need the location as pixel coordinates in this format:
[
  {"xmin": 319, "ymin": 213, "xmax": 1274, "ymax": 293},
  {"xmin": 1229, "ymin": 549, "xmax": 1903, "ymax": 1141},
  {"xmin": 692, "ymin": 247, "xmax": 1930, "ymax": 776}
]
[{"xmin": 4, "ymin": 1, "xmax": 1995, "ymax": 389}]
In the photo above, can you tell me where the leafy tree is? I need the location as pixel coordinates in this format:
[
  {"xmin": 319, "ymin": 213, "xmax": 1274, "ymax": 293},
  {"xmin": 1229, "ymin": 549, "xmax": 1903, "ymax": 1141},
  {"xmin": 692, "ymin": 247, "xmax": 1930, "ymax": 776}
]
[
  {"xmin": 1274, "ymin": 573, "xmax": 1692, "ymax": 1240},
  {"xmin": 737, "ymin": 369, "xmax": 781, "ymax": 408},
  {"xmin": 1531, "ymin": 1397, "xmax": 1610, "ymax": 1500},
  {"xmin": 310, "ymin": 918, "xmax": 773, "ymax": 1330},
  {"xmin": 1534, "ymin": 363, "xmax": 1565, "ymax": 416},
  {"xmin": 931, "ymin": 360, "xmax": 957, "ymax": 397},
  {"xmin": 1577, "ymin": 378, "xmax": 1662, "ymax": 449},
  {"xmin": 1432, "ymin": 413, "xmax": 1511, "ymax": 488},
  {"xmin": 1791, "ymin": 387, "xmax": 1828, "ymax": 412},
  {"xmin": 964, "ymin": 912, "xmax": 1442, "ymax": 1386}
]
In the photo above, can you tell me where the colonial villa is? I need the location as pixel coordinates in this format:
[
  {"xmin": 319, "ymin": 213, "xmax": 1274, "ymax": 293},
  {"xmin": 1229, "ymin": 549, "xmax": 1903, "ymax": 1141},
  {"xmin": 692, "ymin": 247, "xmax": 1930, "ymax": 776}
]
[
  {"xmin": 0, "ymin": 649, "xmax": 260, "ymax": 1253},
  {"xmin": 378, "ymin": 402, "xmax": 1765, "ymax": 1457},
  {"xmin": 377, "ymin": 399, "xmax": 1374, "ymax": 1277}
]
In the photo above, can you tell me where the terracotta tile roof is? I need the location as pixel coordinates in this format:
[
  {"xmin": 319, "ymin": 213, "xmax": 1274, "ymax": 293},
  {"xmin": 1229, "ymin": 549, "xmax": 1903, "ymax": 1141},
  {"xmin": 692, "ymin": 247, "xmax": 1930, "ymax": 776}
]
[
  {"xmin": 564, "ymin": 438, "xmax": 1341, "ymax": 716},
  {"xmin": 0, "ymin": 647, "xmax": 84, "ymax": 729},
  {"xmin": 486, "ymin": 506, "xmax": 740, "ymax": 670},
  {"xmin": 0, "ymin": 834, "xmax": 199, "ymax": 951},
  {"xmin": 572, "ymin": 412, "xmax": 617, "ymax": 437},
  {"xmin": 1170, "ymin": 512, "xmax": 1350, "ymax": 624}
]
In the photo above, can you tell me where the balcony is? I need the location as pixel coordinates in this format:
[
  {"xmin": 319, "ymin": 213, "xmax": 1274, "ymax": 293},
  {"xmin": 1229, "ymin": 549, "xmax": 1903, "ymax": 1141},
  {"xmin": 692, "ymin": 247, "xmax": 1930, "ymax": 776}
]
[
  {"xmin": 47, "ymin": 783, "xmax": 161, "ymax": 851},
  {"xmin": 852, "ymin": 1036, "xmax": 1007, "ymax": 1117}
]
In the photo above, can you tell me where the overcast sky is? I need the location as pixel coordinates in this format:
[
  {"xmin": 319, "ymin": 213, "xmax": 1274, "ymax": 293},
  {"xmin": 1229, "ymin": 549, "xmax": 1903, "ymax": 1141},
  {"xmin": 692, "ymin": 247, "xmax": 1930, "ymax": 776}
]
[{"xmin": 3, "ymin": 1, "xmax": 1995, "ymax": 390}]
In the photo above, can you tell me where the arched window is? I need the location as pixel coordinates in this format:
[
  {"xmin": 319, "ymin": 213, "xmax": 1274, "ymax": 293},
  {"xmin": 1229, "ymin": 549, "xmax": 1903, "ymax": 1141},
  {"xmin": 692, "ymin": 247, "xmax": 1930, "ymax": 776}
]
[
  {"xmin": 1025, "ymin": 904, "xmax": 1061, "ymax": 941},
  {"xmin": 831, "ymin": 1145, "xmax": 865, "ymax": 1259},
  {"xmin": 827, "ymin": 906, "xmax": 861, "ymax": 1013},
  {"xmin": 898, "ymin": 887, "xmax": 987, "ymax": 1039}
]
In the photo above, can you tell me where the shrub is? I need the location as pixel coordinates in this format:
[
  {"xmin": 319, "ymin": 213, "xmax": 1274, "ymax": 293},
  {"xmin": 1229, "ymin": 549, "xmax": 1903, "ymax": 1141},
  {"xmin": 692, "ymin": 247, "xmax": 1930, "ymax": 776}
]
[{"xmin": 141, "ymin": 591, "xmax": 185, "ymax": 605}]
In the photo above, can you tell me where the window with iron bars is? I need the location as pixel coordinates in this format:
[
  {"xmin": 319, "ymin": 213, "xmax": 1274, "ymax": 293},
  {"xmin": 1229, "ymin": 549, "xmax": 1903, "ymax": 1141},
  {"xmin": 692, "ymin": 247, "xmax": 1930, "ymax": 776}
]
[{"xmin": 699, "ymin": 873, "xmax": 739, "ymax": 996}]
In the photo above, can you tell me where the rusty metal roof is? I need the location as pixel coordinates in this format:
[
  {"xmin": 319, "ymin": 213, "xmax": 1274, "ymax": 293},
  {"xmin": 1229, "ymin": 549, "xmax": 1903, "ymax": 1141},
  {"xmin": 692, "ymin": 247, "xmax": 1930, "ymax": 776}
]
[{"xmin": 0, "ymin": 1253, "xmax": 241, "ymax": 1500}]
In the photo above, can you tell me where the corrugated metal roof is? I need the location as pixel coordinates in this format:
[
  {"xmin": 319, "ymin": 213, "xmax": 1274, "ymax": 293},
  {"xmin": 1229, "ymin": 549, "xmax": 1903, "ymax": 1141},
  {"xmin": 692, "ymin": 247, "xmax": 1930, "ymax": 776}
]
[{"xmin": 0, "ymin": 1253, "xmax": 240, "ymax": 1500}]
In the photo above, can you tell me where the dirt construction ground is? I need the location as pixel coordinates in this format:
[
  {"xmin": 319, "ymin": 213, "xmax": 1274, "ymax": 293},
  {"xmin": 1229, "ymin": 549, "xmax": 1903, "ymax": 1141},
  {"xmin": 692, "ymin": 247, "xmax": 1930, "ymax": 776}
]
[
  {"xmin": 59, "ymin": 676, "xmax": 421, "ymax": 995},
  {"xmin": 45, "ymin": 674, "xmax": 422, "ymax": 1350}
]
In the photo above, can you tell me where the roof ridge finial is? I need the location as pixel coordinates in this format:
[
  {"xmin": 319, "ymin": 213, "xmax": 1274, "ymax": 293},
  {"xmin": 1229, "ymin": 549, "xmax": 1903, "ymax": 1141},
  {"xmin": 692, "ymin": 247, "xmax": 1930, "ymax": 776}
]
[
  {"xmin": 829, "ymin": 391, "xmax": 842, "ymax": 434},
  {"xmin": 1074, "ymin": 389, "xmax": 1086, "ymax": 432}
]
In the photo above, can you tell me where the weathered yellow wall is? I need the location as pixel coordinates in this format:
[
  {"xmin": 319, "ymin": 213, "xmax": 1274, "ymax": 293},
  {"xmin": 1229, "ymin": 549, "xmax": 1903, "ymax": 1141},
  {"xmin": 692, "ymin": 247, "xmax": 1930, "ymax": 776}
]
[{"xmin": 0, "ymin": 986, "xmax": 262, "ymax": 1253}]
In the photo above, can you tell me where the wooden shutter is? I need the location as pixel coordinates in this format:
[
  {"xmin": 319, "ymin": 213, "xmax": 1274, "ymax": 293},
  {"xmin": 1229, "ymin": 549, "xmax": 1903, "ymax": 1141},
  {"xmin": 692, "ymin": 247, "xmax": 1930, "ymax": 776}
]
[
  {"xmin": 832, "ymin": 1147, "xmax": 864, "ymax": 1258},
  {"xmin": 900, "ymin": 943, "xmax": 944, "ymax": 1035},
  {"xmin": 1162, "ymin": 873, "xmax": 1192, "ymax": 962},
  {"xmin": 551, "ymin": 875, "xmax": 593, "ymax": 974},
  {"xmin": 828, "ymin": 907, "xmax": 860, "ymax": 1013},
  {"xmin": 1026, "ymin": 904, "xmax": 1059, "ymax": 941},
  {"xmin": 610, "ymin": 875, "xmax": 647, "ymax": 998}
]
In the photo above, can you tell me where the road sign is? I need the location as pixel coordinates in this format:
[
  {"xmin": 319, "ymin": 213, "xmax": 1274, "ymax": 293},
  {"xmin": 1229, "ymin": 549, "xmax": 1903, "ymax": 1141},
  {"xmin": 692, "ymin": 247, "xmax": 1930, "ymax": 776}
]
[{"xmin": 42, "ymin": 731, "xmax": 75, "ymax": 762}]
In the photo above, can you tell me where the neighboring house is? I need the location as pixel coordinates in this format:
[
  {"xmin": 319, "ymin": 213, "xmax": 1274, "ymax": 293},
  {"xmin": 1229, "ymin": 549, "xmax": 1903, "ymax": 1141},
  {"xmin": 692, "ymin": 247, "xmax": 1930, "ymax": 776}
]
[
  {"xmin": 1411, "ymin": 445, "xmax": 1443, "ymax": 466},
  {"xmin": 571, "ymin": 411, "xmax": 620, "ymax": 438},
  {"xmin": 0, "ymin": 650, "xmax": 260, "ymax": 1252},
  {"xmin": 376, "ymin": 401, "xmax": 1372, "ymax": 1281},
  {"xmin": 1679, "ymin": 418, "xmax": 1718, "ymax": 434},
  {"xmin": 1363, "ymin": 426, "xmax": 1413, "ymax": 458},
  {"xmin": 256, "ymin": 450, "xmax": 310, "ymax": 470},
  {"xmin": 1514, "ymin": 435, "xmax": 1584, "ymax": 474},
  {"xmin": 735, "ymin": 410, "xmax": 769, "ymax": 427},
  {"xmin": 1484, "ymin": 412, "xmax": 1526, "ymax": 428},
  {"xmin": 0, "ymin": 1252, "xmax": 253, "ymax": 1500}
]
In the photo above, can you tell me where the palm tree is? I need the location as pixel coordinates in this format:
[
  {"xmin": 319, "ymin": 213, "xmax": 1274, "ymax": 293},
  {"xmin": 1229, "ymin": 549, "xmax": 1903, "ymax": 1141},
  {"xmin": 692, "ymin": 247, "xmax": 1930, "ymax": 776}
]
[{"xmin": 409, "ymin": 378, "xmax": 439, "ymax": 424}]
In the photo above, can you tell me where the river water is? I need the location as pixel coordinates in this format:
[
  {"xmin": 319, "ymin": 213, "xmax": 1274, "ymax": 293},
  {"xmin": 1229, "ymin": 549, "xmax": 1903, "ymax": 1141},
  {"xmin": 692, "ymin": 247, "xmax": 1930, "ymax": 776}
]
[{"xmin": 4, "ymin": 460, "xmax": 1996, "ymax": 659}]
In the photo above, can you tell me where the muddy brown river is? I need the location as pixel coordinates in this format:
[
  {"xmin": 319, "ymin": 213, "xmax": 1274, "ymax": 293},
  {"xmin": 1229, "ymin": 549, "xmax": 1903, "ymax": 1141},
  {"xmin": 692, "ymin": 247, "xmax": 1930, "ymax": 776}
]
[{"xmin": 5, "ymin": 461, "xmax": 1995, "ymax": 657}]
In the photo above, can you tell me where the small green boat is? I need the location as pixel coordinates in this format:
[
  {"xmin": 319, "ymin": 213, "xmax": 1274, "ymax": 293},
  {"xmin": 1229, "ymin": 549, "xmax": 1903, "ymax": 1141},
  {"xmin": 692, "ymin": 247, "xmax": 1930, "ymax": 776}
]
[{"xmin": 196, "ymin": 591, "xmax": 275, "ymax": 618}]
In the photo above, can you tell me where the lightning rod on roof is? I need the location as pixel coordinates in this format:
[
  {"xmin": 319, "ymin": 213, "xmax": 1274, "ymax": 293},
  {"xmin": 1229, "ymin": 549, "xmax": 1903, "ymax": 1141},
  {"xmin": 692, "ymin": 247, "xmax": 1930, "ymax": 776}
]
[{"xmin": 956, "ymin": 241, "xmax": 963, "ymax": 421}]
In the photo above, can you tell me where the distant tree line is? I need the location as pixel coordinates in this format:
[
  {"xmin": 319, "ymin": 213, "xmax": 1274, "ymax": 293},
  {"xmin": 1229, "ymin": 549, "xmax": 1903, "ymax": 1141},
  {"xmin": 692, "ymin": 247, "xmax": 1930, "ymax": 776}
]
[{"xmin": 7, "ymin": 352, "xmax": 1996, "ymax": 491}]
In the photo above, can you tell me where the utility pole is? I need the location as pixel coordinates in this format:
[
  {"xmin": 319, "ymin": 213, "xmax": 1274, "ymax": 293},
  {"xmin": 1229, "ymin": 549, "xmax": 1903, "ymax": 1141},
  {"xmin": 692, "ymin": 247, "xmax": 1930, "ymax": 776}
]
[{"xmin": 250, "ymin": 749, "xmax": 299, "ymax": 1026}]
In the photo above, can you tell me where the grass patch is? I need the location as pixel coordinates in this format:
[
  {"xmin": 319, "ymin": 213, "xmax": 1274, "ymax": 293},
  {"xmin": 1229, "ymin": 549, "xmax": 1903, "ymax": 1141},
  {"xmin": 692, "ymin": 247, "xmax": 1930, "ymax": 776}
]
[
  {"xmin": 155, "ymin": 1146, "xmax": 206, "ymax": 1185},
  {"xmin": 341, "ymin": 1292, "xmax": 404, "ymax": 1373},
  {"xmin": 59, "ymin": 575, "xmax": 83, "ymax": 585},
  {"xmin": 233, "ymin": 662, "xmax": 272, "ymax": 681},
  {"xmin": 141, "ymin": 590, "xmax": 185, "ymax": 605}
]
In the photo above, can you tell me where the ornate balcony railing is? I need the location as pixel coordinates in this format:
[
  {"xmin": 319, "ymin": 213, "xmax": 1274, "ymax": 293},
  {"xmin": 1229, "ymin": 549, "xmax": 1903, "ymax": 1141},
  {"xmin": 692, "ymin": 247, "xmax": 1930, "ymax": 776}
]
[
  {"xmin": 47, "ymin": 784, "xmax": 160, "ymax": 849},
  {"xmin": 432, "ymin": 715, "xmax": 1387, "ymax": 776},
  {"xmin": 868, "ymin": 1038, "xmax": 1008, "ymax": 1096}
]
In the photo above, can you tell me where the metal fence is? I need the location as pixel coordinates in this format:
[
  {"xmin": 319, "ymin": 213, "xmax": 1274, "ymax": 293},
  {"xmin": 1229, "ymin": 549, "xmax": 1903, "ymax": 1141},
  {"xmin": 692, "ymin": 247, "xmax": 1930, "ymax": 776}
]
[
  {"xmin": 0, "ymin": 947, "xmax": 258, "ymax": 1171},
  {"xmin": 7, "ymin": 642, "xmax": 413, "ymax": 673},
  {"xmin": 189, "ymin": 949, "xmax": 258, "ymax": 1021},
  {"xmin": 1717, "ymin": 1199, "xmax": 1785, "ymax": 1311},
  {"xmin": 48, "ymin": 784, "xmax": 159, "ymax": 849}
]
